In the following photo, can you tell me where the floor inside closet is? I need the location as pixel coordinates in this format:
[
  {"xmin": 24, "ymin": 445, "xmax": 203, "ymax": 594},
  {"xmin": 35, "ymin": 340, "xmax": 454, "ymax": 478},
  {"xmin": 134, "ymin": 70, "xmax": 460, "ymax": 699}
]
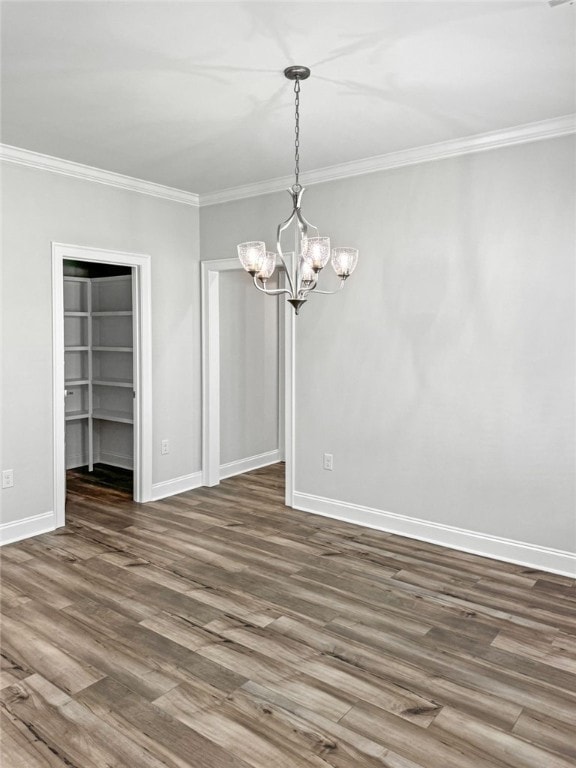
[{"xmin": 67, "ymin": 464, "xmax": 134, "ymax": 497}]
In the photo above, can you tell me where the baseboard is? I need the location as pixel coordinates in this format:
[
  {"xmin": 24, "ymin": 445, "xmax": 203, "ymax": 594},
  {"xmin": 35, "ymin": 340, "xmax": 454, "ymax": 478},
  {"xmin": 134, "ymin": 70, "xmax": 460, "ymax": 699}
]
[
  {"xmin": 66, "ymin": 459, "xmax": 88, "ymax": 470},
  {"xmin": 99, "ymin": 451, "xmax": 133, "ymax": 471},
  {"xmin": 151, "ymin": 471, "xmax": 203, "ymax": 501},
  {"xmin": 0, "ymin": 511, "xmax": 56, "ymax": 546},
  {"xmin": 66, "ymin": 452, "xmax": 89, "ymax": 470},
  {"xmin": 293, "ymin": 492, "xmax": 576, "ymax": 578},
  {"xmin": 220, "ymin": 449, "xmax": 281, "ymax": 481}
]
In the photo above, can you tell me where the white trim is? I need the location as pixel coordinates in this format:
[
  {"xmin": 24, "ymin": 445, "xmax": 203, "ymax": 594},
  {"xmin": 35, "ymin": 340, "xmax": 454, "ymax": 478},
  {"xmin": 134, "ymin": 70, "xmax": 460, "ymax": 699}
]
[
  {"xmin": 0, "ymin": 512, "xmax": 55, "ymax": 546},
  {"xmin": 52, "ymin": 254, "xmax": 66, "ymax": 523},
  {"xmin": 99, "ymin": 451, "xmax": 133, "ymax": 471},
  {"xmin": 53, "ymin": 243, "xmax": 153, "ymax": 531},
  {"xmin": 200, "ymin": 114, "xmax": 576, "ymax": 206},
  {"xmin": 220, "ymin": 450, "xmax": 281, "ymax": 480},
  {"xmin": 0, "ymin": 144, "xmax": 199, "ymax": 207},
  {"xmin": 293, "ymin": 492, "xmax": 576, "ymax": 578},
  {"xmin": 151, "ymin": 471, "xmax": 203, "ymax": 501},
  {"xmin": 283, "ymin": 292, "xmax": 295, "ymax": 508},
  {"xmin": 201, "ymin": 260, "xmax": 227, "ymax": 486},
  {"xmin": 65, "ymin": 454, "xmax": 90, "ymax": 470},
  {"xmin": 3, "ymin": 116, "xmax": 573, "ymax": 211}
]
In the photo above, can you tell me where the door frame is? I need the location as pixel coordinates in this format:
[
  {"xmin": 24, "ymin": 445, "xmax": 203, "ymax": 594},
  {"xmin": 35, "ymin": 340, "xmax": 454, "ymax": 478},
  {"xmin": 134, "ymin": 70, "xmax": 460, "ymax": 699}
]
[
  {"xmin": 200, "ymin": 259, "xmax": 294, "ymax": 506},
  {"xmin": 52, "ymin": 243, "xmax": 153, "ymax": 526}
]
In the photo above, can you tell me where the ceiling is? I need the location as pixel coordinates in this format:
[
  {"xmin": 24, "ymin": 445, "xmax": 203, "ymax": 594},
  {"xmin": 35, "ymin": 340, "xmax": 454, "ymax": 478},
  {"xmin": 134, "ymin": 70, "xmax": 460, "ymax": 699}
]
[{"xmin": 1, "ymin": 1, "xmax": 574, "ymax": 194}]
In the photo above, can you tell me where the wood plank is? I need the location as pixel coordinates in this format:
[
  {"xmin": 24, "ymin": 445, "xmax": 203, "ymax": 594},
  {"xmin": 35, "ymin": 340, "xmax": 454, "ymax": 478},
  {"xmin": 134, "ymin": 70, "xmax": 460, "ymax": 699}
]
[
  {"xmin": 76, "ymin": 676, "xmax": 252, "ymax": 768},
  {"xmin": 430, "ymin": 706, "xmax": 576, "ymax": 768},
  {"xmin": 1, "ymin": 675, "xmax": 173, "ymax": 768}
]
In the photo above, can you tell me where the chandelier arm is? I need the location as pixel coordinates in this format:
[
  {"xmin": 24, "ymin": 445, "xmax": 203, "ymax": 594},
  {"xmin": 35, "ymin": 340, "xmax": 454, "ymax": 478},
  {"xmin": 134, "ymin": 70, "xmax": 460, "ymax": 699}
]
[
  {"xmin": 305, "ymin": 279, "xmax": 347, "ymax": 296},
  {"xmin": 296, "ymin": 207, "xmax": 318, "ymax": 236},
  {"xmin": 275, "ymin": 248, "xmax": 292, "ymax": 285},
  {"xmin": 295, "ymin": 255, "xmax": 317, "ymax": 296},
  {"xmin": 252, "ymin": 277, "xmax": 292, "ymax": 296},
  {"xmin": 295, "ymin": 209, "xmax": 308, "ymax": 242},
  {"xmin": 276, "ymin": 198, "xmax": 299, "ymax": 296}
]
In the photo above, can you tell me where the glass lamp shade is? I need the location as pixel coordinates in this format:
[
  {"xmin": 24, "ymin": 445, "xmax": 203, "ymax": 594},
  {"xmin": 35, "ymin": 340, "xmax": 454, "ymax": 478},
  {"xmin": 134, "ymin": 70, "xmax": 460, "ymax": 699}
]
[
  {"xmin": 331, "ymin": 247, "xmax": 359, "ymax": 278},
  {"xmin": 302, "ymin": 236, "xmax": 331, "ymax": 271},
  {"xmin": 256, "ymin": 251, "xmax": 277, "ymax": 281},
  {"xmin": 238, "ymin": 241, "xmax": 266, "ymax": 274},
  {"xmin": 299, "ymin": 260, "xmax": 317, "ymax": 289}
]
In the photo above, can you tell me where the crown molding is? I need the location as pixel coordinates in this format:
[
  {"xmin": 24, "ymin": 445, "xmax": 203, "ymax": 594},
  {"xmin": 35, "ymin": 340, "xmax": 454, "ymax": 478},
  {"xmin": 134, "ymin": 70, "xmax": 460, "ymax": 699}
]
[
  {"xmin": 199, "ymin": 114, "xmax": 576, "ymax": 207},
  {"xmin": 2, "ymin": 114, "xmax": 573, "ymax": 209},
  {"xmin": 0, "ymin": 144, "xmax": 199, "ymax": 207}
]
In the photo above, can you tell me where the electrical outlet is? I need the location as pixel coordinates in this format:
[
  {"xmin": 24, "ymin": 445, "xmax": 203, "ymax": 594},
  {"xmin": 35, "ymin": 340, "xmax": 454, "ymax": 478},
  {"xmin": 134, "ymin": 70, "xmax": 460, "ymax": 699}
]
[
  {"xmin": 2, "ymin": 469, "xmax": 14, "ymax": 489},
  {"xmin": 161, "ymin": 439, "xmax": 169, "ymax": 455},
  {"xmin": 323, "ymin": 453, "xmax": 333, "ymax": 471}
]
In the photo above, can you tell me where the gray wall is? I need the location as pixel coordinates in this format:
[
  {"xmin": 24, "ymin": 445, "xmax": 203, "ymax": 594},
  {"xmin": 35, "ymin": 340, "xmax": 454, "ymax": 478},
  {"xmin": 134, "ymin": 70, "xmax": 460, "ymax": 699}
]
[
  {"xmin": 1, "ymin": 163, "xmax": 201, "ymax": 524},
  {"xmin": 218, "ymin": 270, "xmax": 279, "ymax": 466},
  {"xmin": 201, "ymin": 136, "xmax": 575, "ymax": 553}
]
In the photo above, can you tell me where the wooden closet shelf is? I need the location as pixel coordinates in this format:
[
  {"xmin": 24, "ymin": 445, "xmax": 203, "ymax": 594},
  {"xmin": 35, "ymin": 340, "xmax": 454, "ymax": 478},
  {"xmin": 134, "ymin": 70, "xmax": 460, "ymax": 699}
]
[
  {"xmin": 93, "ymin": 378, "xmax": 133, "ymax": 388},
  {"xmin": 92, "ymin": 346, "xmax": 133, "ymax": 352},
  {"xmin": 93, "ymin": 409, "xmax": 133, "ymax": 425},
  {"xmin": 65, "ymin": 411, "xmax": 90, "ymax": 421},
  {"xmin": 92, "ymin": 311, "xmax": 133, "ymax": 317}
]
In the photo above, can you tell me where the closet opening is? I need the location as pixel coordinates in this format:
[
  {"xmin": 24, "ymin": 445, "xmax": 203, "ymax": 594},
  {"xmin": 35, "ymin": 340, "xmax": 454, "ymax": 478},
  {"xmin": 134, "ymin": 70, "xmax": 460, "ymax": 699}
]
[
  {"xmin": 53, "ymin": 243, "xmax": 153, "ymax": 529},
  {"xmin": 63, "ymin": 260, "xmax": 135, "ymax": 498}
]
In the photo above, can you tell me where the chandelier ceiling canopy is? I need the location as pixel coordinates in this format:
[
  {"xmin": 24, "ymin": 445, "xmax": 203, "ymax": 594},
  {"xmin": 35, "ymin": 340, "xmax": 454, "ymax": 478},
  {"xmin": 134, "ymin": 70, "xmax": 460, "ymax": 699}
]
[{"xmin": 237, "ymin": 65, "xmax": 359, "ymax": 315}]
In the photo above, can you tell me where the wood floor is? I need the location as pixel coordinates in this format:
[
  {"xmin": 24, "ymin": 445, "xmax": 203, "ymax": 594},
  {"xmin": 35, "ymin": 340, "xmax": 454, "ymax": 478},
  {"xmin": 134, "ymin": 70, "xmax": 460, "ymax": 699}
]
[
  {"xmin": 1, "ymin": 464, "xmax": 575, "ymax": 768},
  {"xmin": 67, "ymin": 464, "xmax": 134, "ymax": 495}
]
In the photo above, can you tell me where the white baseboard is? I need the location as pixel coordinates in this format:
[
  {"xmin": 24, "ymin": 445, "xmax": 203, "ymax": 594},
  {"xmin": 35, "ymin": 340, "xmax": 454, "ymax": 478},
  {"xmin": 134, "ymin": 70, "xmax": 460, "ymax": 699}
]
[
  {"xmin": 220, "ymin": 449, "xmax": 281, "ymax": 481},
  {"xmin": 151, "ymin": 471, "xmax": 203, "ymax": 501},
  {"xmin": 66, "ymin": 452, "xmax": 89, "ymax": 470},
  {"xmin": 293, "ymin": 492, "xmax": 576, "ymax": 578},
  {"xmin": 99, "ymin": 451, "xmax": 133, "ymax": 471},
  {"xmin": 0, "ymin": 511, "xmax": 56, "ymax": 546},
  {"xmin": 66, "ymin": 459, "xmax": 88, "ymax": 470}
]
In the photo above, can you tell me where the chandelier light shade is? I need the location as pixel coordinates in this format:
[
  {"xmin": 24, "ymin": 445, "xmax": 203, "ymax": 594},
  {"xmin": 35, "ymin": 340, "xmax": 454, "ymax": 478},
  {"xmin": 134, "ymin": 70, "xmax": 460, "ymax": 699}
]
[
  {"xmin": 302, "ymin": 237, "xmax": 331, "ymax": 272},
  {"xmin": 332, "ymin": 247, "xmax": 359, "ymax": 278},
  {"xmin": 237, "ymin": 241, "xmax": 266, "ymax": 274},
  {"xmin": 257, "ymin": 252, "xmax": 277, "ymax": 282},
  {"xmin": 237, "ymin": 65, "xmax": 359, "ymax": 314}
]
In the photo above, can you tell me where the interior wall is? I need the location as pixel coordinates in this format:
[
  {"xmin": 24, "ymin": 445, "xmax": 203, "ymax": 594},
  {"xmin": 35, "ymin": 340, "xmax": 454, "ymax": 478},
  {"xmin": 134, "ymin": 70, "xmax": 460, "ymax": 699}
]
[
  {"xmin": 218, "ymin": 269, "xmax": 279, "ymax": 467},
  {"xmin": 200, "ymin": 135, "xmax": 575, "ymax": 556},
  {"xmin": 1, "ymin": 163, "xmax": 201, "ymax": 526}
]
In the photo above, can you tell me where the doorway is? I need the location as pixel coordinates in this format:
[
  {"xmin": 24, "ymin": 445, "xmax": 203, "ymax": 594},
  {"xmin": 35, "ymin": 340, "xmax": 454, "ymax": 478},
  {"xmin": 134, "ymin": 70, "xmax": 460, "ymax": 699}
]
[
  {"xmin": 201, "ymin": 258, "xmax": 294, "ymax": 506},
  {"xmin": 52, "ymin": 244, "xmax": 153, "ymax": 527}
]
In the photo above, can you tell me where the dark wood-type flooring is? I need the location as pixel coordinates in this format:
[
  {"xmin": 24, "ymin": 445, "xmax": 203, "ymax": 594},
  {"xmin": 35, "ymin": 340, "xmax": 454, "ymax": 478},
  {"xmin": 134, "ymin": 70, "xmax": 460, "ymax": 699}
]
[
  {"xmin": 67, "ymin": 464, "xmax": 134, "ymax": 495},
  {"xmin": 1, "ymin": 463, "xmax": 575, "ymax": 767}
]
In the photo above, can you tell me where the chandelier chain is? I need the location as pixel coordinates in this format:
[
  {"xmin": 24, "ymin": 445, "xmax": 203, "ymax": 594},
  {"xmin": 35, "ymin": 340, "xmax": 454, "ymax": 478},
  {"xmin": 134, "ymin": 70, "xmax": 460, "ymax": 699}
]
[{"xmin": 294, "ymin": 78, "xmax": 301, "ymax": 190}]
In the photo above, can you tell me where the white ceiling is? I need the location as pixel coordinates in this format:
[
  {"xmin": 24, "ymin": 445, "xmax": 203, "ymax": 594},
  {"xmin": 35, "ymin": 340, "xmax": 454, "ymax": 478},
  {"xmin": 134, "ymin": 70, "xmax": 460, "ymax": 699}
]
[{"xmin": 1, "ymin": 1, "xmax": 574, "ymax": 194}]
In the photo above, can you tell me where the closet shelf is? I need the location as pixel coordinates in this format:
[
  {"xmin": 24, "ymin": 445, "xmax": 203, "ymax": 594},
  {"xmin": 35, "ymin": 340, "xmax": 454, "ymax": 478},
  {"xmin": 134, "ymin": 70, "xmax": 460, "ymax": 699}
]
[
  {"xmin": 65, "ymin": 311, "xmax": 89, "ymax": 317},
  {"xmin": 65, "ymin": 379, "xmax": 89, "ymax": 386},
  {"xmin": 92, "ymin": 346, "xmax": 133, "ymax": 352},
  {"xmin": 65, "ymin": 346, "xmax": 89, "ymax": 351},
  {"xmin": 92, "ymin": 311, "xmax": 133, "ymax": 317},
  {"xmin": 93, "ymin": 378, "xmax": 133, "ymax": 388},
  {"xmin": 93, "ymin": 409, "xmax": 133, "ymax": 425},
  {"xmin": 65, "ymin": 411, "xmax": 90, "ymax": 421}
]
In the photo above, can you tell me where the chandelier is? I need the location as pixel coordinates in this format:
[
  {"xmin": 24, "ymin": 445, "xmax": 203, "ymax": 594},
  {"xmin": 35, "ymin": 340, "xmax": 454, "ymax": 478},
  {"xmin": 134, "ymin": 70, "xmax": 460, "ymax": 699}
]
[{"xmin": 237, "ymin": 65, "xmax": 359, "ymax": 314}]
